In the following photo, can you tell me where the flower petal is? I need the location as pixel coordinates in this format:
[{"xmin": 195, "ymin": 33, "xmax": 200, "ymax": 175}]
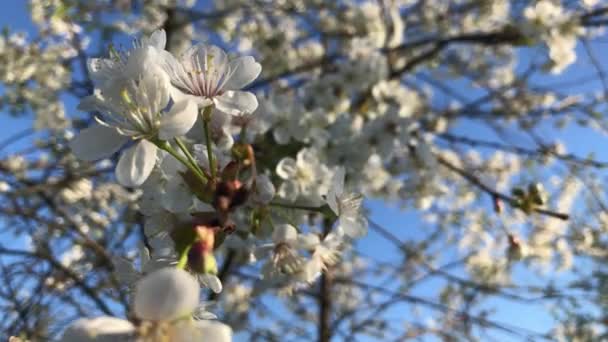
[
  {"xmin": 158, "ymin": 100, "xmax": 198, "ymax": 140},
  {"xmin": 276, "ymin": 157, "xmax": 297, "ymax": 179},
  {"xmin": 170, "ymin": 86, "xmax": 213, "ymax": 108},
  {"xmin": 277, "ymin": 180, "xmax": 299, "ymax": 202},
  {"xmin": 70, "ymin": 124, "xmax": 127, "ymax": 161},
  {"xmin": 115, "ymin": 140, "xmax": 157, "ymax": 187},
  {"xmin": 326, "ymin": 167, "xmax": 345, "ymax": 215},
  {"xmin": 272, "ymin": 224, "xmax": 298, "ymax": 243},
  {"xmin": 225, "ymin": 56, "xmax": 262, "ymax": 90},
  {"xmin": 214, "ymin": 90, "xmax": 258, "ymax": 115},
  {"xmin": 134, "ymin": 268, "xmax": 200, "ymax": 322},
  {"xmin": 338, "ymin": 216, "xmax": 368, "ymax": 238},
  {"xmin": 147, "ymin": 29, "xmax": 166, "ymax": 50},
  {"xmin": 61, "ymin": 317, "xmax": 134, "ymax": 342},
  {"xmin": 254, "ymin": 174, "xmax": 275, "ymax": 204},
  {"xmin": 199, "ymin": 274, "xmax": 223, "ymax": 293},
  {"xmin": 162, "ymin": 178, "xmax": 193, "ymax": 213},
  {"xmin": 195, "ymin": 320, "xmax": 233, "ymax": 342}
]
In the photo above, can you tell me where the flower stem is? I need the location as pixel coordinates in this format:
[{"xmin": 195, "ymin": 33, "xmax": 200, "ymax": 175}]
[
  {"xmin": 154, "ymin": 140, "xmax": 207, "ymax": 184},
  {"xmin": 174, "ymin": 137, "xmax": 210, "ymax": 180},
  {"xmin": 268, "ymin": 201, "xmax": 325, "ymax": 213},
  {"xmin": 201, "ymin": 106, "xmax": 216, "ymax": 181},
  {"xmin": 176, "ymin": 244, "xmax": 192, "ymax": 270}
]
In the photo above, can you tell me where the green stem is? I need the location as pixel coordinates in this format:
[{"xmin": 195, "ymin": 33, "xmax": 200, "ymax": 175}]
[
  {"xmin": 201, "ymin": 106, "xmax": 216, "ymax": 180},
  {"xmin": 176, "ymin": 244, "xmax": 192, "ymax": 270},
  {"xmin": 174, "ymin": 137, "xmax": 209, "ymax": 180},
  {"xmin": 269, "ymin": 201, "xmax": 325, "ymax": 213},
  {"xmin": 154, "ymin": 140, "xmax": 206, "ymax": 184}
]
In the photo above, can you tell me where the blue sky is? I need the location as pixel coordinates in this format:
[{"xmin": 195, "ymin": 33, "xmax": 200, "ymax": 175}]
[{"xmin": 2, "ymin": 1, "xmax": 608, "ymax": 341}]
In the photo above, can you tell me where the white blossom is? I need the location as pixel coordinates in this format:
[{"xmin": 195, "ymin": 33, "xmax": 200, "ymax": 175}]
[{"xmin": 161, "ymin": 43, "xmax": 261, "ymax": 114}]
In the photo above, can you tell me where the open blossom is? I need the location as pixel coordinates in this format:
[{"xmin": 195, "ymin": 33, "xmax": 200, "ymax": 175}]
[
  {"xmin": 160, "ymin": 44, "xmax": 262, "ymax": 114},
  {"xmin": 298, "ymin": 232, "xmax": 342, "ymax": 284},
  {"xmin": 70, "ymin": 29, "xmax": 198, "ymax": 187},
  {"xmin": 87, "ymin": 30, "xmax": 167, "ymax": 90},
  {"xmin": 61, "ymin": 268, "xmax": 232, "ymax": 342},
  {"xmin": 260, "ymin": 224, "xmax": 307, "ymax": 277},
  {"xmin": 325, "ymin": 167, "xmax": 368, "ymax": 238},
  {"xmin": 70, "ymin": 70, "xmax": 197, "ymax": 187},
  {"xmin": 276, "ymin": 148, "xmax": 332, "ymax": 203}
]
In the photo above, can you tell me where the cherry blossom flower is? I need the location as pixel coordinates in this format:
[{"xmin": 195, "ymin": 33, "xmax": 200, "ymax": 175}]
[
  {"xmin": 325, "ymin": 167, "xmax": 368, "ymax": 238},
  {"xmin": 276, "ymin": 148, "xmax": 332, "ymax": 203},
  {"xmin": 160, "ymin": 44, "xmax": 262, "ymax": 114},
  {"xmin": 70, "ymin": 71, "xmax": 197, "ymax": 187}
]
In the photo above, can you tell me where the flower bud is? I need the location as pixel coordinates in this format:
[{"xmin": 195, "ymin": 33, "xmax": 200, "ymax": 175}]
[
  {"xmin": 188, "ymin": 240, "xmax": 218, "ymax": 275},
  {"xmin": 507, "ymin": 234, "xmax": 525, "ymax": 261}
]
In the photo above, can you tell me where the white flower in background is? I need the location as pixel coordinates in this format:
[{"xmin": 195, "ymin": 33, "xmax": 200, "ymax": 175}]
[
  {"xmin": 523, "ymin": 0, "xmax": 566, "ymax": 27},
  {"xmin": 276, "ymin": 148, "xmax": 331, "ymax": 203},
  {"xmin": 252, "ymin": 174, "xmax": 276, "ymax": 204},
  {"xmin": 70, "ymin": 71, "xmax": 197, "ymax": 187},
  {"xmin": 325, "ymin": 167, "xmax": 368, "ymax": 238},
  {"xmin": 522, "ymin": 0, "xmax": 580, "ymax": 74},
  {"xmin": 61, "ymin": 268, "xmax": 232, "ymax": 342},
  {"xmin": 297, "ymin": 232, "xmax": 343, "ymax": 284},
  {"xmin": 546, "ymin": 33, "xmax": 577, "ymax": 74},
  {"xmin": 257, "ymin": 224, "xmax": 306, "ymax": 279},
  {"xmin": 160, "ymin": 43, "xmax": 262, "ymax": 114}
]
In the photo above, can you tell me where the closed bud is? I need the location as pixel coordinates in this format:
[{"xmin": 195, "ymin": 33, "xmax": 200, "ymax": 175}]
[
  {"xmin": 493, "ymin": 197, "xmax": 503, "ymax": 213},
  {"xmin": 195, "ymin": 225, "xmax": 216, "ymax": 252},
  {"xmin": 188, "ymin": 240, "xmax": 218, "ymax": 275},
  {"xmin": 507, "ymin": 234, "xmax": 524, "ymax": 261}
]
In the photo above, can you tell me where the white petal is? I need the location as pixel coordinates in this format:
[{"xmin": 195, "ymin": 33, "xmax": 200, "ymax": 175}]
[
  {"xmin": 77, "ymin": 92, "xmax": 104, "ymax": 112},
  {"xmin": 87, "ymin": 58, "xmax": 117, "ymax": 85},
  {"xmin": 326, "ymin": 167, "xmax": 345, "ymax": 215},
  {"xmin": 115, "ymin": 140, "xmax": 157, "ymax": 187},
  {"xmin": 277, "ymin": 181, "xmax": 299, "ymax": 202},
  {"xmin": 225, "ymin": 56, "xmax": 262, "ymax": 90},
  {"xmin": 276, "ymin": 157, "xmax": 297, "ymax": 179},
  {"xmin": 197, "ymin": 44, "xmax": 229, "ymax": 74},
  {"xmin": 298, "ymin": 233, "xmax": 321, "ymax": 250},
  {"xmin": 148, "ymin": 29, "xmax": 166, "ymax": 50},
  {"xmin": 331, "ymin": 167, "xmax": 345, "ymax": 197},
  {"xmin": 273, "ymin": 127, "xmax": 291, "ymax": 145},
  {"xmin": 162, "ymin": 178, "xmax": 193, "ymax": 213},
  {"xmin": 255, "ymin": 174, "xmax": 275, "ymax": 204},
  {"xmin": 70, "ymin": 124, "xmax": 127, "ymax": 161},
  {"xmin": 159, "ymin": 100, "xmax": 198, "ymax": 140},
  {"xmin": 272, "ymin": 224, "xmax": 298, "ymax": 243},
  {"xmin": 170, "ymin": 86, "xmax": 213, "ymax": 108},
  {"xmin": 214, "ymin": 90, "xmax": 258, "ymax": 115},
  {"xmin": 142, "ymin": 70, "xmax": 171, "ymax": 115},
  {"xmin": 134, "ymin": 268, "xmax": 200, "ymax": 321},
  {"xmin": 165, "ymin": 320, "xmax": 232, "ymax": 342},
  {"xmin": 338, "ymin": 216, "xmax": 368, "ymax": 238},
  {"xmin": 196, "ymin": 320, "xmax": 233, "ymax": 342},
  {"xmin": 199, "ymin": 274, "xmax": 223, "ymax": 293},
  {"xmin": 61, "ymin": 317, "xmax": 134, "ymax": 342},
  {"xmin": 125, "ymin": 46, "xmax": 166, "ymax": 82}
]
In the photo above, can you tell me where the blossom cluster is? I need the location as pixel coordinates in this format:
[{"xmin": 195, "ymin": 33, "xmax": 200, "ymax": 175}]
[{"xmin": 64, "ymin": 29, "xmax": 367, "ymax": 340}]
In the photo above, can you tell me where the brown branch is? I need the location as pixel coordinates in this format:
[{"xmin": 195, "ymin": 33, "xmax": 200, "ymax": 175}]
[
  {"xmin": 318, "ymin": 219, "xmax": 333, "ymax": 342},
  {"xmin": 437, "ymin": 132, "xmax": 608, "ymax": 169},
  {"xmin": 436, "ymin": 154, "xmax": 570, "ymax": 220}
]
